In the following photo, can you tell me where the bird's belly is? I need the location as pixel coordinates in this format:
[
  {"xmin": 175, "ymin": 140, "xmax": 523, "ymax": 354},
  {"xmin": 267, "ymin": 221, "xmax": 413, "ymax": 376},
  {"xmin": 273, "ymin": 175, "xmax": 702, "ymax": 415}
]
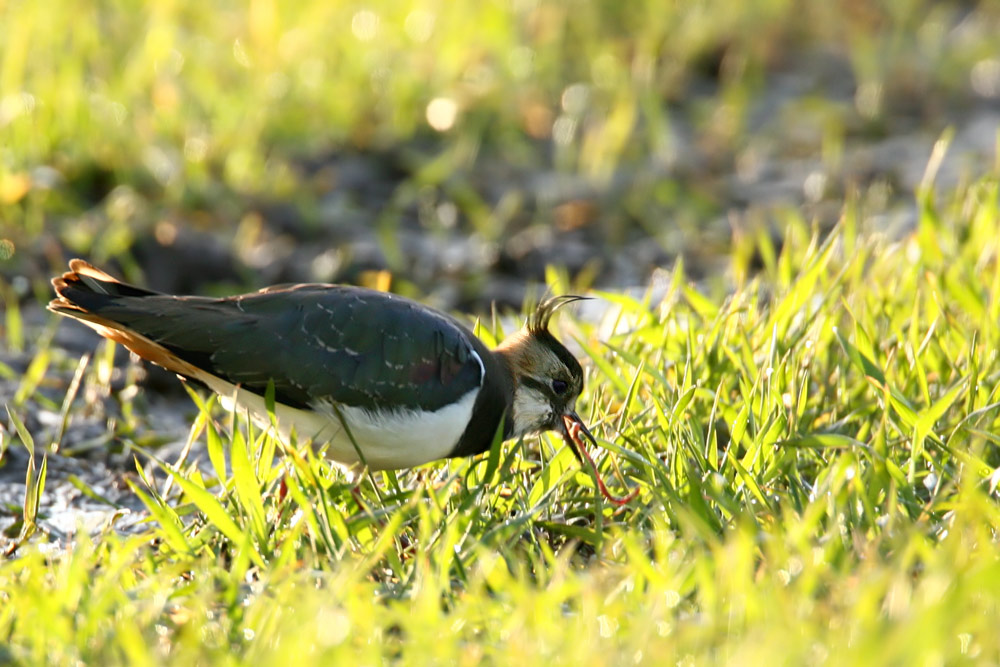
[{"xmin": 203, "ymin": 376, "xmax": 478, "ymax": 471}]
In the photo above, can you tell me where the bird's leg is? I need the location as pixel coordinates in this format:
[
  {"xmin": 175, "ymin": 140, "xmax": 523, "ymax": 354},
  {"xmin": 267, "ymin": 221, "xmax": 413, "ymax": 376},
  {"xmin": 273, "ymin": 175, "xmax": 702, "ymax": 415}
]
[{"xmin": 342, "ymin": 465, "xmax": 371, "ymax": 515}]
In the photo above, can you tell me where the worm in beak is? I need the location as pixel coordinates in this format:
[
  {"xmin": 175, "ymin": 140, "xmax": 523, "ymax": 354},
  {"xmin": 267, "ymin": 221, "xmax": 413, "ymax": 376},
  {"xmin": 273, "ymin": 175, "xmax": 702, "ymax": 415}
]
[{"xmin": 561, "ymin": 412, "xmax": 638, "ymax": 506}]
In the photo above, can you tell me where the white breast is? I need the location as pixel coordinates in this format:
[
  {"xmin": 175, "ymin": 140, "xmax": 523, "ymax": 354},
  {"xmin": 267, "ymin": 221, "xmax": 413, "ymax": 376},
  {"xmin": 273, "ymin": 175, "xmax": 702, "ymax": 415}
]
[{"xmin": 201, "ymin": 374, "xmax": 479, "ymax": 471}]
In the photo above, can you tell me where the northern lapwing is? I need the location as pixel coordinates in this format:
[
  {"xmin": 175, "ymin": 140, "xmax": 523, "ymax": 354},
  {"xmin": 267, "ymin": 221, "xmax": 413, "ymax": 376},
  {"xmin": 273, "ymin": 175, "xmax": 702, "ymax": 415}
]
[{"xmin": 49, "ymin": 259, "xmax": 636, "ymax": 504}]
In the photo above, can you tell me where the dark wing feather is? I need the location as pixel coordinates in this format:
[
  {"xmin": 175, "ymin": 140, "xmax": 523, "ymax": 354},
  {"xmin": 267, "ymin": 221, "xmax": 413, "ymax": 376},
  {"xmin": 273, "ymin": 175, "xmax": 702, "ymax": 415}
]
[{"xmin": 60, "ymin": 283, "xmax": 484, "ymax": 413}]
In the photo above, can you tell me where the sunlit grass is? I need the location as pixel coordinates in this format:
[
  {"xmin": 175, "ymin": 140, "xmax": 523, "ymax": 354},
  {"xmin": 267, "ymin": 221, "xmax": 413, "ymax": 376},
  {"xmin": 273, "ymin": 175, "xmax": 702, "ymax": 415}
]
[
  {"xmin": 3, "ymin": 0, "xmax": 1000, "ymax": 661},
  {"xmin": 3, "ymin": 0, "xmax": 998, "ymax": 265},
  {"xmin": 4, "ymin": 172, "xmax": 1000, "ymax": 663}
]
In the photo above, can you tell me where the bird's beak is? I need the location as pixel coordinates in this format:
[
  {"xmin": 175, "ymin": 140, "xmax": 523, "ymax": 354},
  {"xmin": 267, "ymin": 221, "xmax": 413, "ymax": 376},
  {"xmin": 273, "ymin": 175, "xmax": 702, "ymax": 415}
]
[
  {"xmin": 560, "ymin": 412, "xmax": 638, "ymax": 506},
  {"xmin": 560, "ymin": 412, "xmax": 593, "ymax": 465}
]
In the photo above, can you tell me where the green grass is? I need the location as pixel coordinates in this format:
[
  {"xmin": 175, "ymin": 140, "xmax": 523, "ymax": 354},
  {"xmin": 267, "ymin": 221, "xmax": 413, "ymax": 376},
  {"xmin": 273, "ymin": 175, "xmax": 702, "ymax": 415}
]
[
  {"xmin": 3, "ymin": 0, "xmax": 998, "ymax": 272},
  {"xmin": 4, "ymin": 0, "xmax": 1000, "ymax": 663},
  {"xmin": 4, "ymin": 175, "xmax": 1000, "ymax": 663}
]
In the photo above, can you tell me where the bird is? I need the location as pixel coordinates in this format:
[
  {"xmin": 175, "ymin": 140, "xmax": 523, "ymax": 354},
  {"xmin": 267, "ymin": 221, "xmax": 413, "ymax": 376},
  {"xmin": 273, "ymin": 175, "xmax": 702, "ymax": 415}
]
[{"xmin": 49, "ymin": 259, "xmax": 636, "ymax": 504}]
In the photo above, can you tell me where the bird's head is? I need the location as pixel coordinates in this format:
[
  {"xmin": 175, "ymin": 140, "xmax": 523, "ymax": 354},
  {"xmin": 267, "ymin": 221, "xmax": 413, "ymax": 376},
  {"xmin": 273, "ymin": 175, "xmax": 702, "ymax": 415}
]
[
  {"xmin": 495, "ymin": 295, "xmax": 639, "ymax": 506},
  {"xmin": 496, "ymin": 296, "xmax": 591, "ymax": 442}
]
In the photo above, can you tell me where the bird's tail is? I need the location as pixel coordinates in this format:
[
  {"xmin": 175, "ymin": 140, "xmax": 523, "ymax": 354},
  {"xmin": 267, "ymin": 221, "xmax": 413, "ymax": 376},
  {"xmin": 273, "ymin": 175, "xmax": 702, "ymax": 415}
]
[
  {"xmin": 49, "ymin": 259, "xmax": 158, "ymax": 317},
  {"xmin": 48, "ymin": 259, "xmax": 202, "ymax": 378}
]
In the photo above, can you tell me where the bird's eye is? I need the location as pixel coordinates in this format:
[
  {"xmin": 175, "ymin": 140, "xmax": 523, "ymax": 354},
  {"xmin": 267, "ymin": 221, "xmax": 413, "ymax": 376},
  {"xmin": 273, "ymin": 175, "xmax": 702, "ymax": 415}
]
[{"xmin": 551, "ymin": 379, "xmax": 569, "ymax": 395}]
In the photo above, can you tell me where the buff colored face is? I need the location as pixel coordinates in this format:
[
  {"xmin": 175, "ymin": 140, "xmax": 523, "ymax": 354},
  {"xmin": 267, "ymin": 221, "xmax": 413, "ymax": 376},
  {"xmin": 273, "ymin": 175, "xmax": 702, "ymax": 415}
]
[{"xmin": 496, "ymin": 329, "xmax": 584, "ymax": 437}]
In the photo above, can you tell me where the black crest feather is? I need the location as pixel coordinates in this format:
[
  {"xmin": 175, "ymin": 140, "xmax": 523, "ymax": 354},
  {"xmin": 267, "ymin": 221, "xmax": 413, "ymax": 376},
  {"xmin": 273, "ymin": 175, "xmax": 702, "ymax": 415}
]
[{"xmin": 528, "ymin": 295, "xmax": 589, "ymax": 333}]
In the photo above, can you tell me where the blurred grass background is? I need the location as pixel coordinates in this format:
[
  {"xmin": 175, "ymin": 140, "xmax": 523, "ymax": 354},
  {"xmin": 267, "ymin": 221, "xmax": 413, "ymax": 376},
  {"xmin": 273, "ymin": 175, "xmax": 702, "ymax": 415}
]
[
  {"xmin": 4, "ymin": 2, "xmax": 1000, "ymax": 663},
  {"xmin": 2, "ymin": 0, "xmax": 999, "ymax": 304}
]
